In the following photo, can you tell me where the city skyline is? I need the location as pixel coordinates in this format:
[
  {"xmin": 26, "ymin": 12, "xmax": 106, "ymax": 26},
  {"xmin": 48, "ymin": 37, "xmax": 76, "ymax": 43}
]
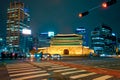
[{"xmin": 0, "ymin": 0, "xmax": 120, "ymax": 36}]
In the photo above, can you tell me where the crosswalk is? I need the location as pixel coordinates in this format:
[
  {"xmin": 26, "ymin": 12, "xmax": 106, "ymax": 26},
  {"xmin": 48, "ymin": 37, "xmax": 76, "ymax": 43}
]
[
  {"xmin": 7, "ymin": 62, "xmax": 120, "ymax": 80},
  {"xmin": 7, "ymin": 62, "xmax": 50, "ymax": 80}
]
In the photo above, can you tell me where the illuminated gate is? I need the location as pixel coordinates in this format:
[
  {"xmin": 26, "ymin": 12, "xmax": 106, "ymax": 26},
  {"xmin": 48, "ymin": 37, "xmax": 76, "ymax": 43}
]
[{"xmin": 38, "ymin": 34, "xmax": 92, "ymax": 56}]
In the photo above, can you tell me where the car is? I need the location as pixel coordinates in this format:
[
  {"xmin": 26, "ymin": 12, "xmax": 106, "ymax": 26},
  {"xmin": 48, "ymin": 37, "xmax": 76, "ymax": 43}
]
[
  {"xmin": 100, "ymin": 54, "xmax": 107, "ymax": 57},
  {"xmin": 42, "ymin": 53, "xmax": 51, "ymax": 60},
  {"xmin": 51, "ymin": 54, "xmax": 62, "ymax": 60}
]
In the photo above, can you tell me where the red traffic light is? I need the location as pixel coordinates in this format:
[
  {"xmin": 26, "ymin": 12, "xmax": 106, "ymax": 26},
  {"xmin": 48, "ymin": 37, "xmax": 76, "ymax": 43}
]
[
  {"xmin": 79, "ymin": 13, "xmax": 83, "ymax": 17},
  {"xmin": 102, "ymin": 2, "xmax": 107, "ymax": 8},
  {"xmin": 102, "ymin": 0, "xmax": 117, "ymax": 8},
  {"xmin": 79, "ymin": 11, "xmax": 89, "ymax": 18}
]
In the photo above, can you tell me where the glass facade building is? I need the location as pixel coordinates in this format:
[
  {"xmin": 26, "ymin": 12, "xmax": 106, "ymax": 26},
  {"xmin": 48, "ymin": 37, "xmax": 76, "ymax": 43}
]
[
  {"xmin": 0, "ymin": 15, "xmax": 6, "ymax": 52},
  {"xmin": 91, "ymin": 24, "xmax": 116, "ymax": 55},
  {"xmin": 6, "ymin": 1, "xmax": 31, "ymax": 53},
  {"xmin": 75, "ymin": 27, "xmax": 87, "ymax": 46},
  {"xmin": 38, "ymin": 32, "xmax": 51, "ymax": 48},
  {"xmin": 37, "ymin": 31, "xmax": 55, "ymax": 48}
]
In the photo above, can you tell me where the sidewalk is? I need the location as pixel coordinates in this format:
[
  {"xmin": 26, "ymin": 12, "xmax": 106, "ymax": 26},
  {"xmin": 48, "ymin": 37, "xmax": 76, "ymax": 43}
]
[{"xmin": 0, "ymin": 62, "xmax": 10, "ymax": 80}]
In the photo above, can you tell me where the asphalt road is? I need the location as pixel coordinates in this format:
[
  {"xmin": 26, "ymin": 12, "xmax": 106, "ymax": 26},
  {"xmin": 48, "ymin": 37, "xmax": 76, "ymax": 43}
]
[
  {"xmin": 1, "ymin": 57, "xmax": 120, "ymax": 80},
  {"xmin": 60, "ymin": 56, "xmax": 120, "ymax": 70},
  {"xmin": 10, "ymin": 61, "xmax": 119, "ymax": 80}
]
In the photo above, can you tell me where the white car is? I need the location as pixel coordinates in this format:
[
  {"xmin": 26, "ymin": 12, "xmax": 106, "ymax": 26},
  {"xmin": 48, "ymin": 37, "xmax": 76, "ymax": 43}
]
[
  {"xmin": 51, "ymin": 54, "xmax": 62, "ymax": 60},
  {"xmin": 42, "ymin": 53, "xmax": 51, "ymax": 60}
]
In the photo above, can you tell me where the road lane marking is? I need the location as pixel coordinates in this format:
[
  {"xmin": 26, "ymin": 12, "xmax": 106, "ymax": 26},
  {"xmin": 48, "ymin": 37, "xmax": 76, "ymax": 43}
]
[
  {"xmin": 8, "ymin": 68, "xmax": 41, "ymax": 74},
  {"xmin": 11, "ymin": 73, "xmax": 50, "ymax": 80},
  {"xmin": 53, "ymin": 68, "xmax": 77, "ymax": 72},
  {"xmin": 61, "ymin": 70, "xmax": 86, "ymax": 75},
  {"xmin": 93, "ymin": 75, "xmax": 113, "ymax": 80},
  {"xmin": 10, "ymin": 70, "xmax": 47, "ymax": 77},
  {"xmin": 70, "ymin": 72, "xmax": 96, "ymax": 79}
]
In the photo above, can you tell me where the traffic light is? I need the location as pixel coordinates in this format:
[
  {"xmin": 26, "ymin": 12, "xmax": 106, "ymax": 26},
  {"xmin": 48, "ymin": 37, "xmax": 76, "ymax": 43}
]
[
  {"xmin": 102, "ymin": 2, "xmax": 108, "ymax": 8},
  {"xmin": 102, "ymin": 0, "xmax": 117, "ymax": 8},
  {"xmin": 79, "ymin": 11, "xmax": 89, "ymax": 18}
]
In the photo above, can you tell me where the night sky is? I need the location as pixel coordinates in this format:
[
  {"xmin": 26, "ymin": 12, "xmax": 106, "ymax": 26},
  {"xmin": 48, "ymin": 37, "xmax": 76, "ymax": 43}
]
[{"xmin": 0, "ymin": 0, "xmax": 120, "ymax": 36}]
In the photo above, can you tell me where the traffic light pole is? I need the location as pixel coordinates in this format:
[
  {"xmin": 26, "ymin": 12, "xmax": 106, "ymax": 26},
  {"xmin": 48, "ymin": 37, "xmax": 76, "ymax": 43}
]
[
  {"xmin": 79, "ymin": 5, "xmax": 100, "ymax": 18},
  {"xmin": 89, "ymin": 5, "xmax": 101, "ymax": 12},
  {"xmin": 79, "ymin": 0, "xmax": 117, "ymax": 18}
]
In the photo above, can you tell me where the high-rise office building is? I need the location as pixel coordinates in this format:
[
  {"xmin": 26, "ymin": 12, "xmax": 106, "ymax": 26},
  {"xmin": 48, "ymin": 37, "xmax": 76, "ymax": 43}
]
[
  {"xmin": 38, "ymin": 31, "xmax": 55, "ymax": 48},
  {"xmin": 6, "ymin": 1, "xmax": 30, "ymax": 53},
  {"xmin": 91, "ymin": 24, "xmax": 116, "ymax": 55},
  {"xmin": 116, "ymin": 34, "xmax": 120, "ymax": 54},
  {"xmin": 0, "ymin": 14, "xmax": 6, "ymax": 52},
  {"xmin": 0, "ymin": 29, "xmax": 6, "ymax": 51},
  {"xmin": 75, "ymin": 27, "xmax": 87, "ymax": 46}
]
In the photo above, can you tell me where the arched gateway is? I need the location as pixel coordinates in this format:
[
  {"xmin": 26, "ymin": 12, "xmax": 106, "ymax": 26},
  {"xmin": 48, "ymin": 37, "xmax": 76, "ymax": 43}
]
[{"xmin": 63, "ymin": 49, "xmax": 69, "ymax": 55}]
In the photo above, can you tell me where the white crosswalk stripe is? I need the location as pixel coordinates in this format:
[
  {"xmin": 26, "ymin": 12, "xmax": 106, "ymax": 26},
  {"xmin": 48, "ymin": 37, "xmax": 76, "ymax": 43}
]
[
  {"xmin": 61, "ymin": 70, "xmax": 86, "ymax": 75},
  {"xmin": 7, "ymin": 67, "xmax": 38, "ymax": 71},
  {"xmin": 7, "ymin": 65, "xmax": 34, "ymax": 68},
  {"xmin": 12, "ymin": 73, "xmax": 50, "ymax": 80},
  {"xmin": 33, "ymin": 62, "xmax": 63, "ymax": 67},
  {"xmin": 10, "ymin": 70, "xmax": 47, "ymax": 77},
  {"xmin": 41, "ymin": 79, "xmax": 48, "ymax": 80},
  {"xmin": 93, "ymin": 75, "xmax": 113, "ymax": 80},
  {"xmin": 7, "ymin": 65, "xmax": 37, "ymax": 68},
  {"xmin": 70, "ymin": 72, "xmax": 97, "ymax": 79},
  {"xmin": 53, "ymin": 68, "xmax": 77, "ymax": 72},
  {"xmin": 48, "ymin": 66, "xmax": 70, "ymax": 70},
  {"xmin": 51, "ymin": 65, "xmax": 66, "ymax": 67},
  {"xmin": 8, "ymin": 68, "xmax": 41, "ymax": 74}
]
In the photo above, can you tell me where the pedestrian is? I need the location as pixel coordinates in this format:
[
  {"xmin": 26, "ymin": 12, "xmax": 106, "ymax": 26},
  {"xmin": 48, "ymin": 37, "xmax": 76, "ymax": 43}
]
[
  {"xmin": 89, "ymin": 52, "xmax": 93, "ymax": 58},
  {"xmin": 15, "ymin": 53, "xmax": 18, "ymax": 59},
  {"xmin": 10, "ymin": 52, "xmax": 13, "ymax": 59},
  {"xmin": 39, "ymin": 52, "xmax": 43, "ymax": 60},
  {"xmin": 1, "ymin": 52, "xmax": 5, "ymax": 60}
]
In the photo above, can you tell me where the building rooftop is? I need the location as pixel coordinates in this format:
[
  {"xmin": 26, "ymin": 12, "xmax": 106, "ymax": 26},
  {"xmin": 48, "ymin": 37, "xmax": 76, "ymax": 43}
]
[{"xmin": 55, "ymin": 34, "xmax": 81, "ymax": 37}]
